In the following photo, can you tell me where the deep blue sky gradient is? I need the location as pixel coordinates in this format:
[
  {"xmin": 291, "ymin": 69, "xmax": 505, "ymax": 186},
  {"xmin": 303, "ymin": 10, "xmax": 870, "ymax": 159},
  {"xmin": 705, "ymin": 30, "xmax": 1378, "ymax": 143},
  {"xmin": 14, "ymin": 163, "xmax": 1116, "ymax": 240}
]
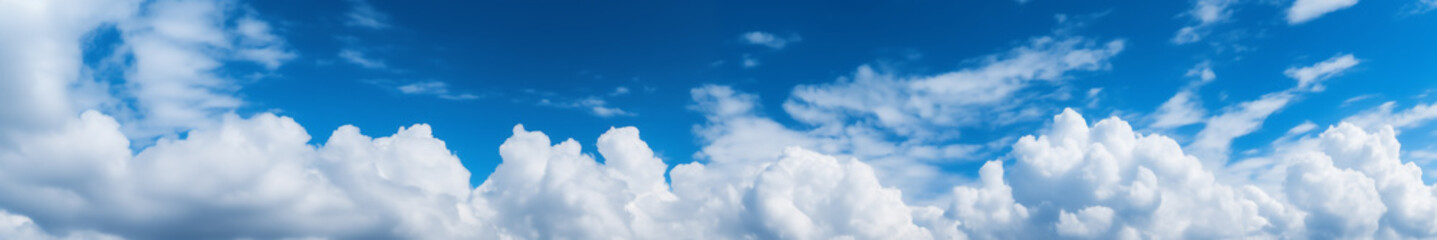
[{"xmin": 206, "ymin": 0, "xmax": 1437, "ymax": 186}]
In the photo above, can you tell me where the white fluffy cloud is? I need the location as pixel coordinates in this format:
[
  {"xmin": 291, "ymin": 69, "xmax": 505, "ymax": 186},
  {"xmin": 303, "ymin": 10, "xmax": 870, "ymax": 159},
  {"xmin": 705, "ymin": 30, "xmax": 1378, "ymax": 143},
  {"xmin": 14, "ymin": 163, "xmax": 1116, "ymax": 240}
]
[
  {"xmin": 0, "ymin": 210, "xmax": 121, "ymax": 240},
  {"xmin": 0, "ymin": 0, "xmax": 139, "ymax": 133},
  {"xmin": 8, "ymin": 0, "xmax": 1437, "ymax": 239},
  {"xmin": 8, "ymin": 94, "xmax": 1437, "ymax": 239},
  {"xmin": 1287, "ymin": 0, "xmax": 1360, "ymax": 24}
]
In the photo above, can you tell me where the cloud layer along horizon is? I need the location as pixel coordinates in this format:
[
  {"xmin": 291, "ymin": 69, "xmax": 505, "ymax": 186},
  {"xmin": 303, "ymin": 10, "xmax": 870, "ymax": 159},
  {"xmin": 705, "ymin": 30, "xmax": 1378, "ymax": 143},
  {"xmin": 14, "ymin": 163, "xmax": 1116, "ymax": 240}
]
[
  {"xmin": 4, "ymin": 0, "xmax": 1437, "ymax": 239},
  {"xmin": 7, "ymin": 100, "xmax": 1437, "ymax": 239}
]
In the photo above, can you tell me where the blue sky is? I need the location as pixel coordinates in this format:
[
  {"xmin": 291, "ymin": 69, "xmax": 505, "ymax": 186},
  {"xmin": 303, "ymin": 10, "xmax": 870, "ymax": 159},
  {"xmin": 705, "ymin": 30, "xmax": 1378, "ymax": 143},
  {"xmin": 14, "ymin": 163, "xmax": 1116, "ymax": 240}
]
[
  {"xmin": 6, "ymin": 0, "xmax": 1437, "ymax": 238},
  {"xmin": 231, "ymin": 0, "xmax": 1436, "ymax": 186}
]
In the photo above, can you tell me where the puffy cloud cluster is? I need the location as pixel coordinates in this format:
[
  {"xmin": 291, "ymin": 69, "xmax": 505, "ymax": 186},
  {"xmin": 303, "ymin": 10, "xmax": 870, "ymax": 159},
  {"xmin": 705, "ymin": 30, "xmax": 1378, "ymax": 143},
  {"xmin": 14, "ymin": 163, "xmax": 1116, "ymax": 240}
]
[
  {"xmin": 0, "ymin": 110, "xmax": 944, "ymax": 239},
  {"xmin": 988, "ymin": 109, "xmax": 1304, "ymax": 238},
  {"xmin": 0, "ymin": 0, "xmax": 295, "ymax": 140},
  {"xmin": 0, "ymin": 0, "xmax": 139, "ymax": 133},
  {"xmin": 6, "ymin": 95, "xmax": 1437, "ymax": 239},
  {"xmin": 0, "ymin": 111, "xmax": 481, "ymax": 238},
  {"xmin": 7, "ymin": 0, "xmax": 1437, "ymax": 239}
]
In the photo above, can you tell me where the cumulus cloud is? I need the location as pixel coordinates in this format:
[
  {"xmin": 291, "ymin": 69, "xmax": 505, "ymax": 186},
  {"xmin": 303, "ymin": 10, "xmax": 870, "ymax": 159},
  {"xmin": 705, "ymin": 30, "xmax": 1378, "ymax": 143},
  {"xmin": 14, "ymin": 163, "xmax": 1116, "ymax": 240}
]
[
  {"xmin": 10, "ymin": 0, "xmax": 1437, "ymax": 239},
  {"xmin": 9, "ymin": 89, "xmax": 1437, "ymax": 239},
  {"xmin": 1287, "ymin": 0, "xmax": 1360, "ymax": 24},
  {"xmin": 0, "ymin": 0, "xmax": 139, "ymax": 132},
  {"xmin": 0, "ymin": 210, "xmax": 121, "ymax": 240},
  {"xmin": 0, "ymin": 0, "xmax": 295, "ymax": 141}
]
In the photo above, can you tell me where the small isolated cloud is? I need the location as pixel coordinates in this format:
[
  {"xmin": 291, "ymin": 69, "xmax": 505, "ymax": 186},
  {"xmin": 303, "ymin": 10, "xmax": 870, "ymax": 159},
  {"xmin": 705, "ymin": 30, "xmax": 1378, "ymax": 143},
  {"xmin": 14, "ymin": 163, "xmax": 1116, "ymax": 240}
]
[
  {"xmin": 1151, "ymin": 90, "xmax": 1208, "ymax": 129},
  {"xmin": 1342, "ymin": 94, "xmax": 1379, "ymax": 107},
  {"xmin": 1287, "ymin": 0, "xmax": 1360, "ymax": 24},
  {"xmin": 396, "ymin": 81, "xmax": 480, "ymax": 100},
  {"xmin": 338, "ymin": 48, "xmax": 386, "ymax": 69},
  {"xmin": 741, "ymin": 54, "xmax": 759, "ymax": 68},
  {"xmin": 1150, "ymin": 62, "xmax": 1218, "ymax": 129},
  {"xmin": 739, "ymin": 31, "xmax": 800, "ymax": 50},
  {"xmin": 607, "ymin": 86, "xmax": 631, "ymax": 97},
  {"xmin": 1172, "ymin": 0, "xmax": 1236, "ymax": 44},
  {"xmin": 1284, "ymin": 54, "xmax": 1359, "ymax": 91},
  {"xmin": 1288, "ymin": 120, "xmax": 1319, "ymax": 135},
  {"xmin": 539, "ymin": 96, "xmax": 633, "ymax": 117},
  {"xmin": 345, "ymin": 0, "xmax": 390, "ymax": 29}
]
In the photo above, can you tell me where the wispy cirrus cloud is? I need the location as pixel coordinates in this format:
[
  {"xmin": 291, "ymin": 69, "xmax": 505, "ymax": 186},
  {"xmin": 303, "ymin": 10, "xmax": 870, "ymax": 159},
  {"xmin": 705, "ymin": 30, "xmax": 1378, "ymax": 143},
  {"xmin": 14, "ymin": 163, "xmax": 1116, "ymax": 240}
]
[
  {"xmin": 364, "ymin": 79, "xmax": 481, "ymax": 100},
  {"xmin": 1285, "ymin": 54, "xmax": 1359, "ymax": 91},
  {"xmin": 338, "ymin": 48, "xmax": 386, "ymax": 69},
  {"xmin": 1287, "ymin": 0, "xmax": 1360, "ymax": 24},
  {"xmin": 539, "ymin": 96, "xmax": 633, "ymax": 117},
  {"xmin": 7, "ymin": 0, "xmax": 1437, "ymax": 239},
  {"xmin": 344, "ymin": 0, "xmax": 390, "ymax": 29},
  {"xmin": 1173, "ymin": 0, "xmax": 1236, "ymax": 44},
  {"xmin": 739, "ymin": 31, "xmax": 800, "ymax": 50},
  {"xmin": 1187, "ymin": 54, "xmax": 1360, "ymax": 165}
]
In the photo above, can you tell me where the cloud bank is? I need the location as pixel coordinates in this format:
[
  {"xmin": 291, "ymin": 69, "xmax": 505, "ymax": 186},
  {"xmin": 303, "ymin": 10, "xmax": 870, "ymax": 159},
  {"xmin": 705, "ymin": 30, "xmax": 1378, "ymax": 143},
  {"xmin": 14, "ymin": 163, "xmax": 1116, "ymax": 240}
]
[
  {"xmin": 4, "ymin": 0, "xmax": 1437, "ymax": 239},
  {"xmin": 8, "ymin": 101, "xmax": 1437, "ymax": 239}
]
